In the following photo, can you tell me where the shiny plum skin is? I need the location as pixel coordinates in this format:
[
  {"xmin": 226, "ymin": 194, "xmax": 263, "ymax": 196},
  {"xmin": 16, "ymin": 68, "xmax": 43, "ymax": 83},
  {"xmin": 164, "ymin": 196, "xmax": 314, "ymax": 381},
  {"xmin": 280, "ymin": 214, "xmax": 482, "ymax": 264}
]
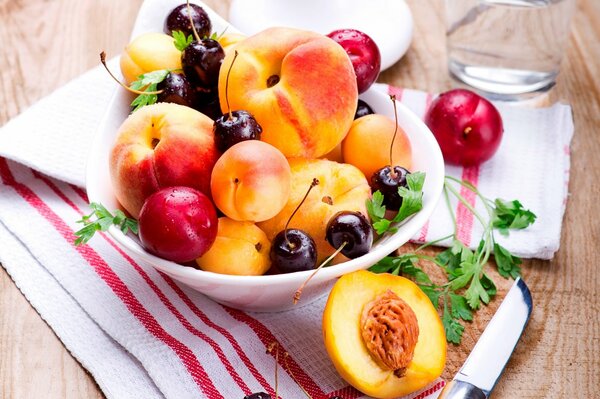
[
  {"xmin": 327, "ymin": 29, "xmax": 381, "ymax": 94},
  {"xmin": 138, "ymin": 186, "xmax": 218, "ymax": 263},
  {"xmin": 424, "ymin": 89, "xmax": 503, "ymax": 166}
]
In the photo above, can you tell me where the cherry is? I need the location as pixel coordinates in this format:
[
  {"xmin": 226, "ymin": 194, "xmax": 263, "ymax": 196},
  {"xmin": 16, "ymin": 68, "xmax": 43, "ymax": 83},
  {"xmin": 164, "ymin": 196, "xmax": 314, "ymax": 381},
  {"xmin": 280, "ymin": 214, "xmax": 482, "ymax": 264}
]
[
  {"xmin": 157, "ymin": 72, "xmax": 195, "ymax": 107},
  {"xmin": 194, "ymin": 93, "xmax": 223, "ymax": 120},
  {"xmin": 214, "ymin": 51, "xmax": 263, "ymax": 151},
  {"xmin": 326, "ymin": 211, "xmax": 373, "ymax": 259},
  {"xmin": 270, "ymin": 179, "xmax": 319, "ymax": 274},
  {"xmin": 371, "ymin": 166, "xmax": 410, "ymax": 210},
  {"xmin": 355, "ymin": 99, "xmax": 374, "ymax": 119},
  {"xmin": 243, "ymin": 393, "xmax": 270, "ymax": 399},
  {"xmin": 138, "ymin": 187, "xmax": 218, "ymax": 263},
  {"xmin": 270, "ymin": 229, "xmax": 318, "ymax": 274},
  {"xmin": 164, "ymin": 3, "xmax": 211, "ymax": 38},
  {"xmin": 425, "ymin": 88, "xmax": 503, "ymax": 166},
  {"xmin": 370, "ymin": 95, "xmax": 411, "ymax": 210},
  {"xmin": 181, "ymin": 39, "xmax": 225, "ymax": 90}
]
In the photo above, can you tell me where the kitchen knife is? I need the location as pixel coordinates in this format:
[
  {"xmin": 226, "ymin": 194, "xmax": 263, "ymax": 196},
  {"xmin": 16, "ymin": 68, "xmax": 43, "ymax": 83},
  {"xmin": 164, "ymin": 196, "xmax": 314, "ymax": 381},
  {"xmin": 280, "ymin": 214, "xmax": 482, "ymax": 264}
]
[{"xmin": 438, "ymin": 277, "xmax": 533, "ymax": 399}]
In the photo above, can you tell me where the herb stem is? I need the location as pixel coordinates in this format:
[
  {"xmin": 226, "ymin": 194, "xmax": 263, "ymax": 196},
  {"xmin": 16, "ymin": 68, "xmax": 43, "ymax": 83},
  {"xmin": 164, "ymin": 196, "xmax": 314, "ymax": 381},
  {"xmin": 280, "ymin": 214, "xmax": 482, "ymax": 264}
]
[
  {"xmin": 443, "ymin": 184, "xmax": 458, "ymax": 237},
  {"xmin": 445, "ymin": 183, "xmax": 487, "ymax": 229},
  {"xmin": 416, "ymin": 233, "xmax": 454, "ymax": 252}
]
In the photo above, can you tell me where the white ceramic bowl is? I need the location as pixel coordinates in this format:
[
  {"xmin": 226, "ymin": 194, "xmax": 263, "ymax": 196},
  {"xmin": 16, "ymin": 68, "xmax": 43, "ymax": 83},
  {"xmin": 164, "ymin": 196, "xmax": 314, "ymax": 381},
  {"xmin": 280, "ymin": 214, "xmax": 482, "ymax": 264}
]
[{"xmin": 86, "ymin": 0, "xmax": 444, "ymax": 312}]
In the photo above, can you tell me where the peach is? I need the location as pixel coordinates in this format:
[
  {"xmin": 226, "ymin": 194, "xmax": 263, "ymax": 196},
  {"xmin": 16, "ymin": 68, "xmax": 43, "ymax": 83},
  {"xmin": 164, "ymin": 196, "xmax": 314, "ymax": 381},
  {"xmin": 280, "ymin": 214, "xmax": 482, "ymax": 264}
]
[
  {"xmin": 110, "ymin": 103, "xmax": 219, "ymax": 219},
  {"xmin": 217, "ymin": 27, "xmax": 358, "ymax": 158},
  {"xmin": 210, "ymin": 140, "xmax": 291, "ymax": 222},
  {"xmin": 120, "ymin": 32, "xmax": 182, "ymax": 85},
  {"xmin": 258, "ymin": 158, "xmax": 371, "ymax": 263},
  {"xmin": 342, "ymin": 114, "xmax": 412, "ymax": 179},
  {"xmin": 196, "ymin": 217, "xmax": 271, "ymax": 276},
  {"xmin": 323, "ymin": 270, "xmax": 446, "ymax": 399}
]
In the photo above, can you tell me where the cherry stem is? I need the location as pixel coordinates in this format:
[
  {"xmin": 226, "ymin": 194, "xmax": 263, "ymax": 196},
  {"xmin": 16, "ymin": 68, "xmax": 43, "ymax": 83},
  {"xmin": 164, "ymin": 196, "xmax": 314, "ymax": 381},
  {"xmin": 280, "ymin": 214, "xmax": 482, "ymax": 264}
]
[
  {"xmin": 186, "ymin": 0, "xmax": 201, "ymax": 42},
  {"xmin": 284, "ymin": 178, "xmax": 319, "ymax": 246},
  {"xmin": 293, "ymin": 241, "xmax": 347, "ymax": 304},
  {"xmin": 267, "ymin": 342, "xmax": 279, "ymax": 399},
  {"xmin": 225, "ymin": 50, "xmax": 239, "ymax": 121},
  {"xmin": 389, "ymin": 94, "xmax": 399, "ymax": 179},
  {"xmin": 99, "ymin": 52, "xmax": 163, "ymax": 95},
  {"xmin": 283, "ymin": 353, "xmax": 312, "ymax": 399}
]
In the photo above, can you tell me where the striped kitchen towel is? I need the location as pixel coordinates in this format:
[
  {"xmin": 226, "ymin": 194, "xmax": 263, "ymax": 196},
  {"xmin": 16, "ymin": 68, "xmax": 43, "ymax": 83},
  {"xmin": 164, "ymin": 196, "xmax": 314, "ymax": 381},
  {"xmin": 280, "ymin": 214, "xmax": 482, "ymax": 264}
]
[{"xmin": 0, "ymin": 63, "xmax": 572, "ymax": 399}]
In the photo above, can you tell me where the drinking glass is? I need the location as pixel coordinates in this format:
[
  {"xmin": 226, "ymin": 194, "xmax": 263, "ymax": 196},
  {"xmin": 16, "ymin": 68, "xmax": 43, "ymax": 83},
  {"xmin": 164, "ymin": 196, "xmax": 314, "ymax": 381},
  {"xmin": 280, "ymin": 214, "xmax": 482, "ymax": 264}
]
[{"xmin": 445, "ymin": 0, "xmax": 576, "ymax": 99}]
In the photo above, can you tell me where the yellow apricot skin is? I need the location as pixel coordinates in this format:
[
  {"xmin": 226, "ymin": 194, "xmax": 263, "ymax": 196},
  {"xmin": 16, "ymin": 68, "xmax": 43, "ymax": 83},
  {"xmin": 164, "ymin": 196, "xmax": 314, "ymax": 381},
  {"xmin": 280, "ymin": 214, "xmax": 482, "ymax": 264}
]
[
  {"xmin": 323, "ymin": 270, "xmax": 446, "ymax": 399},
  {"xmin": 195, "ymin": 218, "xmax": 271, "ymax": 276},
  {"xmin": 120, "ymin": 32, "xmax": 182, "ymax": 85}
]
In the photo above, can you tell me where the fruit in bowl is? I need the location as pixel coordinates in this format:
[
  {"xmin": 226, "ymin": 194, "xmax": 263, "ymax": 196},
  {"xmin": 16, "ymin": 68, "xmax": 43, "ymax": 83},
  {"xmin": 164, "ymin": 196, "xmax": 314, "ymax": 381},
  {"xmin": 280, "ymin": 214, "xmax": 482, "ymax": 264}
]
[
  {"xmin": 86, "ymin": 2, "xmax": 445, "ymax": 312},
  {"xmin": 217, "ymin": 27, "xmax": 358, "ymax": 158}
]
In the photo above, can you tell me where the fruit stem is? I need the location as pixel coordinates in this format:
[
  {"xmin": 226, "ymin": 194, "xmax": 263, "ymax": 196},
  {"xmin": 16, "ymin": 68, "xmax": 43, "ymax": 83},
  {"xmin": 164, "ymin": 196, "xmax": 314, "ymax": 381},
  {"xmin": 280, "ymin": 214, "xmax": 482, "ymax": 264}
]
[
  {"xmin": 284, "ymin": 178, "xmax": 319, "ymax": 247},
  {"xmin": 283, "ymin": 353, "xmax": 312, "ymax": 399},
  {"xmin": 99, "ymin": 52, "xmax": 163, "ymax": 95},
  {"xmin": 266, "ymin": 342, "xmax": 279, "ymax": 399},
  {"xmin": 225, "ymin": 50, "xmax": 239, "ymax": 121},
  {"xmin": 186, "ymin": 0, "xmax": 201, "ymax": 42},
  {"xmin": 293, "ymin": 241, "xmax": 347, "ymax": 304},
  {"xmin": 389, "ymin": 94, "xmax": 398, "ymax": 179}
]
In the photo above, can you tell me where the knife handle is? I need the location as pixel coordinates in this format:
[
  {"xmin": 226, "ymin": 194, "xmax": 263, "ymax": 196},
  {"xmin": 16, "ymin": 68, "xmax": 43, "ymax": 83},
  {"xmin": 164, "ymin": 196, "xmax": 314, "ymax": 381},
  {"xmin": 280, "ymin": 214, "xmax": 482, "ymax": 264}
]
[{"xmin": 438, "ymin": 380, "xmax": 487, "ymax": 399}]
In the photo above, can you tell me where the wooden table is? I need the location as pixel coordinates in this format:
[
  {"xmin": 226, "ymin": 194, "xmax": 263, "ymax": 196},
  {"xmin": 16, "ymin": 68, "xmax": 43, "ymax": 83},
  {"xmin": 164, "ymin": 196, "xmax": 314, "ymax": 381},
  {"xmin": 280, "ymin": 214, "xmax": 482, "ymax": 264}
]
[{"xmin": 1, "ymin": 0, "xmax": 598, "ymax": 397}]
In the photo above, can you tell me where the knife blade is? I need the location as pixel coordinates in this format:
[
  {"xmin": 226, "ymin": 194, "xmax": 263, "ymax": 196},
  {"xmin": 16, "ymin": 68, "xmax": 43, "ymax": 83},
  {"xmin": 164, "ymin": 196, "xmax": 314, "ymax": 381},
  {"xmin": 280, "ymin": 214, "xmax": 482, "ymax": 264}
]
[{"xmin": 438, "ymin": 277, "xmax": 533, "ymax": 399}]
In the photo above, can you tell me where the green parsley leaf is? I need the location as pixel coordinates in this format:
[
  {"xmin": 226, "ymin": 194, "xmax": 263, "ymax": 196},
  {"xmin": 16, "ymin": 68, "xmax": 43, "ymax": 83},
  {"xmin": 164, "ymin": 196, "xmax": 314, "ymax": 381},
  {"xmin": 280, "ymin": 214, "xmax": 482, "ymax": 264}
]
[
  {"xmin": 449, "ymin": 293, "xmax": 473, "ymax": 321},
  {"xmin": 172, "ymin": 30, "xmax": 194, "ymax": 51},
  {"xmin": 420, "ymin": 285, "xmax": 443, "ymax": 308},
  {"xmin": 442, "ymin": 303, "xmax": 465, "ymax": 345},
  {"xmin": 366, "ymin": 190, "xmax": 386, "ymax": 221},
  {"xmin": 393, "ymin": 171, "xmax": 425, "ymax": 223},
  {"xmin": 492, "ymin": 199, "xmax": 537, "ymax": 236},
  {"xmin": 129, "ymin": 70, "xmax": 171, "ymax": 112},
  {"xmin": 373, "ymin": 219, "xmax": 394, "ymax": 235},
  {"xmin": 74, "ymin": 202, "xmax": 138, "ymax": 245},
  {"xmin": 494, "ymin": 243, "xmax": 522, "ymax": 279}
]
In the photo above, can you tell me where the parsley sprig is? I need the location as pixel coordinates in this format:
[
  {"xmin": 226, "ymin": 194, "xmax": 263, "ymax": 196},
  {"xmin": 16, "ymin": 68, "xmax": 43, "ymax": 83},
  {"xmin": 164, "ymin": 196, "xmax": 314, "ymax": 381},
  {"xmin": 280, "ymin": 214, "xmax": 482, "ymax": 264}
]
[
  {"xmin": 74, "ymin": 203, "xmax": 138, "ymax": 245},
  {"xmin": 367, "ymin": 175, "xmax": 536, "ymax": 344},
  {"xmin": 129, "ymin": 69, "xmax": 171, "ymax": 111},
  {"xmin": 366, "ymin": 171, "xmax": 426, "ymax": 235}
]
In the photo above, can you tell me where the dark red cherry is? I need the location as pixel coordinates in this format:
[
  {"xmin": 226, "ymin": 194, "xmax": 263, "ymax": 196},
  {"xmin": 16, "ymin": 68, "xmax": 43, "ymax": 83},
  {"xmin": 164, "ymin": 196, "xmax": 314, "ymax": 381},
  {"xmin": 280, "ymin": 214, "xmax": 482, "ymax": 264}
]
[
  {"xmin": 243, "ymin": 393, "xmax": 271, "ymax": 399},
  {"xmin": 214, "ymin": 111, "xmax": 263, "ymax": 152},
  {"xmin": 157, "ymin": 72, "xmax": 195, "ymax": 107},
  {"xmin": 370, "ymin": 166, "xmax": 410, "ymax": 210},
  {"xmin": 193, "ymin": 91, "xmax": 222, "ymax": 120},
  {"xmin": 355, "ymin": 99, "xmax": 374, "ymax": 119},
  {"xmin": 270, "ymin": 229, "xmax": 317, "ymax": 274},
  {"xmin": 326, "ymin": 211, "xmax": 373, "ymax": 259},
  {"xmin": 181, "ymin": 39, "xmax": 225, "ymax": 90},
  {"xmin": 164, "ymin": 3, "xmax": 211, "ymax": 38}
]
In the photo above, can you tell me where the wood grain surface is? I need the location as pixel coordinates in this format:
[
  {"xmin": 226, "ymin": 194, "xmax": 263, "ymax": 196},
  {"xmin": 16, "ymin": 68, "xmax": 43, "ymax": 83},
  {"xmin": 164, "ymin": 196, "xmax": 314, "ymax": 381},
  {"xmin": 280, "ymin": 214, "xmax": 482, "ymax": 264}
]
[{"xmin": 1, "ymin": 0, "xmax": 598, "ymax": 398}]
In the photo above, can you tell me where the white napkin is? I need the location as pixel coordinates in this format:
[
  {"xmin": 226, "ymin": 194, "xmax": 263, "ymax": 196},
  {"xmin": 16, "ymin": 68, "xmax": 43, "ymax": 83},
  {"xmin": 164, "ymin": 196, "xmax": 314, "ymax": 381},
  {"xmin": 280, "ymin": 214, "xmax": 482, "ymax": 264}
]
[{"xmin": 0, "ymin": 16, "xmax": 573, "ymax": 399}]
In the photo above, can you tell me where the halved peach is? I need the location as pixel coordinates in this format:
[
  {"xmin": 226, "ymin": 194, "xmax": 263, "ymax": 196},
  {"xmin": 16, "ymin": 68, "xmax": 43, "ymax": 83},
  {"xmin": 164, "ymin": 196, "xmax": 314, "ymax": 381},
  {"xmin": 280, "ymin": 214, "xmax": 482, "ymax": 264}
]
[{"xmin": 323, "ymin": 270, "xmax": 446, "ymax": 399}]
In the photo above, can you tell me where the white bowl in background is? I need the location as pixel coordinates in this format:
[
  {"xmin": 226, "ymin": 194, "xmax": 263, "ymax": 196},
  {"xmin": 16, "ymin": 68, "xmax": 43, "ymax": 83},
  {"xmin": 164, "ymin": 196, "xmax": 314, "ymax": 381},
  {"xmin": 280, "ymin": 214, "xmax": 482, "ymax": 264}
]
[{"xmin": 85, "ymin": 0, "xmax": 444, "ymax": 312}]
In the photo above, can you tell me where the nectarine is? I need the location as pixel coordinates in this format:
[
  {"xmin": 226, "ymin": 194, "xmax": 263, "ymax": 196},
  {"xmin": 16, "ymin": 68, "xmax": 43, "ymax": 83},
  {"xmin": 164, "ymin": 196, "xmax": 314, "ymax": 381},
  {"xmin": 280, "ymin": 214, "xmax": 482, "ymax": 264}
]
[
  {"xmin": 120, "ymin": 32, "xmax": 182, "ymax": 85},
  {"xmin": 217, "ymin": 27, "xmax": 358, "ymax": 158},
  {"xmin": 110, "ymin": 103, "xmax": 219, "ymax": 218}
]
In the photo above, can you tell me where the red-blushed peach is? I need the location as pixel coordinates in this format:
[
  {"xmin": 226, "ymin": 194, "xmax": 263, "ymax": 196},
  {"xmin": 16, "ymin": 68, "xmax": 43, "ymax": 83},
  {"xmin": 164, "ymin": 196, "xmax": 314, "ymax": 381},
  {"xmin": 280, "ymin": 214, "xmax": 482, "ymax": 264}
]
[
  {"xmin": 258, "ymin": 158, "xmax": 371, "ymax": 263},
  {"xmin": 110, "ymin": 103, "xmax": 219, "ymax": 219},
  {"xmin": 196, "ymin": 217, "xmax": 271, "ymax": 276},
  {"xmin": 210, "ymin": 140, "xmax": 291, "ymax": 222},
  {"xmin": 120, "ymin": 32, "xmax": 182, "ymax": 85},
  {"xmin": 342, "ymin": 114, "xmax": 412, "ymax": 179},
  {"xmin": 217, "ymin": 27, "xmax": 358, "ymax": 158}
]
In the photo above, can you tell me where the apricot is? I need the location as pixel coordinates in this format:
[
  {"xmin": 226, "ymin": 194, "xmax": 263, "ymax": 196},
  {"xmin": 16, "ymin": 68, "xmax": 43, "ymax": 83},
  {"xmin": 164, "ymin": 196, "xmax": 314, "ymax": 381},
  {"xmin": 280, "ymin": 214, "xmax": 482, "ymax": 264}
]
[
  {"xmin": 217, "ymin": 32, "xmax": 247, "ymax": 55},
  {"xmin": 210, "ymin": 140, "xmax": 291, "ymax": 222},
  {"xmin": 258, "ymin": 158, "xmax": 371, "ymax": 263},
  {"xmin": 323, "ymin": 270, "xmax": 446, "ymax": 399},
  {"xmin": 120, "ymin": 32, "xmax": 182, "ymax": 85},
  {"xmin": 217, "ymin": 27, "xmax": 358, "ymax": 158},
  {"xmin": 342, "ymin": 114, "xmax": 412, "ymax": 180},
  {"xmin": 196, "ymin": 217, "xmax": 271, "ymax": 276}
]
